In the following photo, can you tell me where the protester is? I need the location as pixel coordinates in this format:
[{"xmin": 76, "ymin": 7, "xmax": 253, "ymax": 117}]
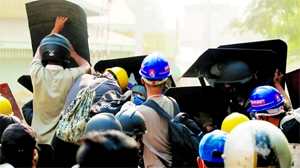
[
  {"xmin": 223, "ymin": 120, "xmax": 292, "ymax": 168},
  {"xmin": 197, "ymin": 130, "xmax": 228, "ymax": 168},
  {"xmin": 102, "ymin": 67, "xmax": 129, "ymax": 92},
  {"xmin": 115, "ymin": 104, "xmax": 147, "ymax": 167},
  {"xmin": 0, "ymin": 114, "xmax": 21, "ymax": 140},
  {"xmin": 0, "ymin": 123, "xmax": 39, "ymax": 168},
  {"xmin": 213, "ymin": 60, "xmax": 257, "ymax": 117},
  {"xmin": 74, "ymin": 130, "xmax": 139, "ymax": 167},
  {"xmin": 115, "ymin": 105, "xmax": 146, "ymax": 145},
  {"xmin": 248, "ymin": 85, "xmax": 300, "ymax": 143},
  {"xmin": 136, "ymin": 52, "xmax": 176, "ymax": 167},
  {"xmin": 30, "ymin": 16, "xmax": 90, "ymax": 145},
  {"xmin": 131, "ymin": 85, "xmax": 147, "ymax": 105}
]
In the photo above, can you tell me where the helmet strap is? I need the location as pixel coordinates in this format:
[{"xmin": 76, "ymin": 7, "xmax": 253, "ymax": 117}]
[{"xmin": 142, "ymin": 77, "xmax": 168, "ymax": 86}]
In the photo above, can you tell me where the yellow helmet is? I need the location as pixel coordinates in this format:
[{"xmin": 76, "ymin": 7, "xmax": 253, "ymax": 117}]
[
  {"xmin": 224, "ymin": 120, "xmax": 291, "ymax": 168},
  {"xmin": 221, "ymin": 112, "xmax": 249, "ymax": 133},
  {"xmin": 0, "ymin": 95, "xmax": 13, "ymax": 115},
  {"xmin": 105, "ymin": 67, "xmax": 128, "ymax": 90}
]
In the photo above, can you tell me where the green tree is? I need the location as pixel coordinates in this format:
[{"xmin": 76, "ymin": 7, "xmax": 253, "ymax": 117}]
[{"xmin": 229, "ymin": 0, "xmax": 300, "ymax": 65}]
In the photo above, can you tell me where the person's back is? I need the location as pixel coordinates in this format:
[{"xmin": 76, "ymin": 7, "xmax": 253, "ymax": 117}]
[
  {"xmin": 30, "ymin": 16, "xmax": 90, "ymax": 144},
  {"xmin": 136, "ymin": 52, "xmax": 175, "ymax": 167},
  {"xmin": 63, "ymin": 73, "xmax": 122, "ymax": 113},
  {"xmin": 51, "ymin": 71, "xmax": 122, "ymax": 167}
]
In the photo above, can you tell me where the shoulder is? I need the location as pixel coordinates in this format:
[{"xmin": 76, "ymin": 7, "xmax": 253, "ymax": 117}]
[
  {"xmin": 30, "ymin": 59, "xmax": 43, "ymax": 74},
  {"xmin": 136, "ymin": 104, "xmax": 153, "ymax": 113}
]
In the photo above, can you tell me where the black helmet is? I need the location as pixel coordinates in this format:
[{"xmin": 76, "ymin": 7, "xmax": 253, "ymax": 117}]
[
  {"xmin": 40, "ymin": 33, "xmax": 71, "ymax": 68},
  {"xmin": 215, "ymin": 60, "xmax": 253, "ymax": 84},
  {"xmin": 84, "ymin": 113, "xmax": 123, "ymax": 134},
  {"xmin": 115, "ymin": 107, "xmax": 146, "ymax": 136}
]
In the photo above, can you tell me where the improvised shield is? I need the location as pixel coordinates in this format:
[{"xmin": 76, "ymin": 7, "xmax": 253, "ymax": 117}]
[
  {"xmin": 94, "ymin": 56, "xmax": 176, "ymax": 87},
  {"xmin": 17, "ymin": 75, "xmax": 33, "ymax": 93},
  {"xmin": 26, "ymin": 0, "xmax": 90, "ymax": 68},
  {"xmin": 180, "ymin": 48, "xmax": 280, "ymax": 87},
  {"xmin": 218, "ymin": 39, "xmax": 287, "ymax": 75},
  {"xmin": 164, "ymin": 86, "xmax": 229, "ymax": 128},
  {"xmin": 0, "ymin": 83, "xmax": 23, "ymax": 121}
]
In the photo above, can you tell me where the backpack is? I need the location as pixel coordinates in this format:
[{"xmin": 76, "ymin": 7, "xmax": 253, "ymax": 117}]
[
  {"xmin": 89, "ymin": 90, "xmax": 133, "ymax": 117},
  {"xmin": 143, "ymin": 98, "xmax": 201, "ymax": 167},
  {"xmin": 56, "ymin": 78, "xmax": 107, "ymax": 145}
]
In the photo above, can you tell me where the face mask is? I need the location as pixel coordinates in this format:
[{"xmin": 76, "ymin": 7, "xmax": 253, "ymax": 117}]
[{"xmin": 133, "ymin": 93, "xmax": 146, "ymax": 105}]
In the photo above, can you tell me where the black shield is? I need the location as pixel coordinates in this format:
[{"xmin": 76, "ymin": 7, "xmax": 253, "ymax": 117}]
[
  {"xmin": 17, "ymin": 75, "xmax": 33, "ymax": 93},
  {"xmin": 165, "ymin": 86, "xmax": 229, "ymax": 128},
  {"xmin": 26, "ymin": 0, "xmax": 90, "ymax": 68},
  {"xmin": 180, "ymin": 48, "xmax": 279, "ymax": 87}
]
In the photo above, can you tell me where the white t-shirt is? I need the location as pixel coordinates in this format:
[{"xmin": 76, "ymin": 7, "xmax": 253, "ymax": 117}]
[{"xmin": 30, "ymin": 58, "xmax": 84, "ymax": 144}]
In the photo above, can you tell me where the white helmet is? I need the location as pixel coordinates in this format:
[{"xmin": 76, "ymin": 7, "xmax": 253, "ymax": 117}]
[{"xmin": 224, "ymin": 120, "xmax": 291, "ymax": 168}]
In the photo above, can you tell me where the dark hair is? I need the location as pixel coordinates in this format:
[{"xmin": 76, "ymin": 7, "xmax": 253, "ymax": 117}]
[
  {"xmin": 76, "ymin": 130, "xmax": 139, "ymax": 167},
  {"xmin": 0, "ymin": 123, "xmax": 37, "ymax": 167}
]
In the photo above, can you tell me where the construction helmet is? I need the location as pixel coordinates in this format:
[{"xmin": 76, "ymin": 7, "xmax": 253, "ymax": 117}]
[
  {"xmin": 221, "ymin": 112, "xmax": 249, "ymax": 133},
  {"xmin": 40, "ymin": 33, "xmax": 71, "ymax": 67},
  {"xmin": 104, "ymin": 67, "xmax": 128, "ymax": 90},
  {"xmin": 115, "ymin": 107, "xmax": 146, "ymax": 136},
  {"xmin": 139, "ymin": 52, "xmax": 171, "ymax": 85},
  {"xmin": 215, "ymin": 60, "xmax": 253, "ymax": 84},
  {"xmin": 224, "ymin": 120, "xmax": 291, "ymax": 168},
  {"xmin": 247, "ymin": 86, "xmax": 284, "ymax": 113},
  {"xmin": 84, "ymin": 113, "xmax": 123, "ymax": 134},
  {"xmin": 0, "ymin": 95, "xmax": 13, "ymax": 115},
  {"xmin": 199, "ymin": 130, "xmax": 228, "ymax": 163}
]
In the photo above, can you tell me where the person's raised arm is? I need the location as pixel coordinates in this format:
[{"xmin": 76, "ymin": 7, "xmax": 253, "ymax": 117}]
[
  {"xmin": 70, "ymin": 45, "xmax": 91, "ymax": 73},
  {"xmin": 273, "ymin": 69, "xmax": 292, "ymax": 109},
  {"xmin": 50, "ymin": 16, "xmax": 68, "ymax": 34}
]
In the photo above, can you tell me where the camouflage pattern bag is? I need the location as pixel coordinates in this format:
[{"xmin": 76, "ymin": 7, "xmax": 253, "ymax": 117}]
[{"xmin": 56, "ymin": 79, "xmax": 106, "ymax": 145}]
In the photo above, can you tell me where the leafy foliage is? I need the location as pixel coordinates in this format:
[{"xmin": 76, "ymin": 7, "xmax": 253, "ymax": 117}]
[{"xmin": 229, "ymin": 0, "xmax": 300, "ymax": 65}]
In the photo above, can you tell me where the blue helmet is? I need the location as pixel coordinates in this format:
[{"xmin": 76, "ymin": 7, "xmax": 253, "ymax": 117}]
[
  {"xmin": 247, "ymin": 86, "xmax": 284, "ymax": 112},
  {"xmin": 139, "ymin": 52, "xmax": 171, "ymax": 80},
  {"xmin": 199, "ymin": 130, "xmax": 228, "ymax": 163}
]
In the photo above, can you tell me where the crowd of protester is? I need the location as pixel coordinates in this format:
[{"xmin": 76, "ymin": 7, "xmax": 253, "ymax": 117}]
[{"xmin": 0, "ymin": 16, "xmax": 299, "ymax": 168}]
